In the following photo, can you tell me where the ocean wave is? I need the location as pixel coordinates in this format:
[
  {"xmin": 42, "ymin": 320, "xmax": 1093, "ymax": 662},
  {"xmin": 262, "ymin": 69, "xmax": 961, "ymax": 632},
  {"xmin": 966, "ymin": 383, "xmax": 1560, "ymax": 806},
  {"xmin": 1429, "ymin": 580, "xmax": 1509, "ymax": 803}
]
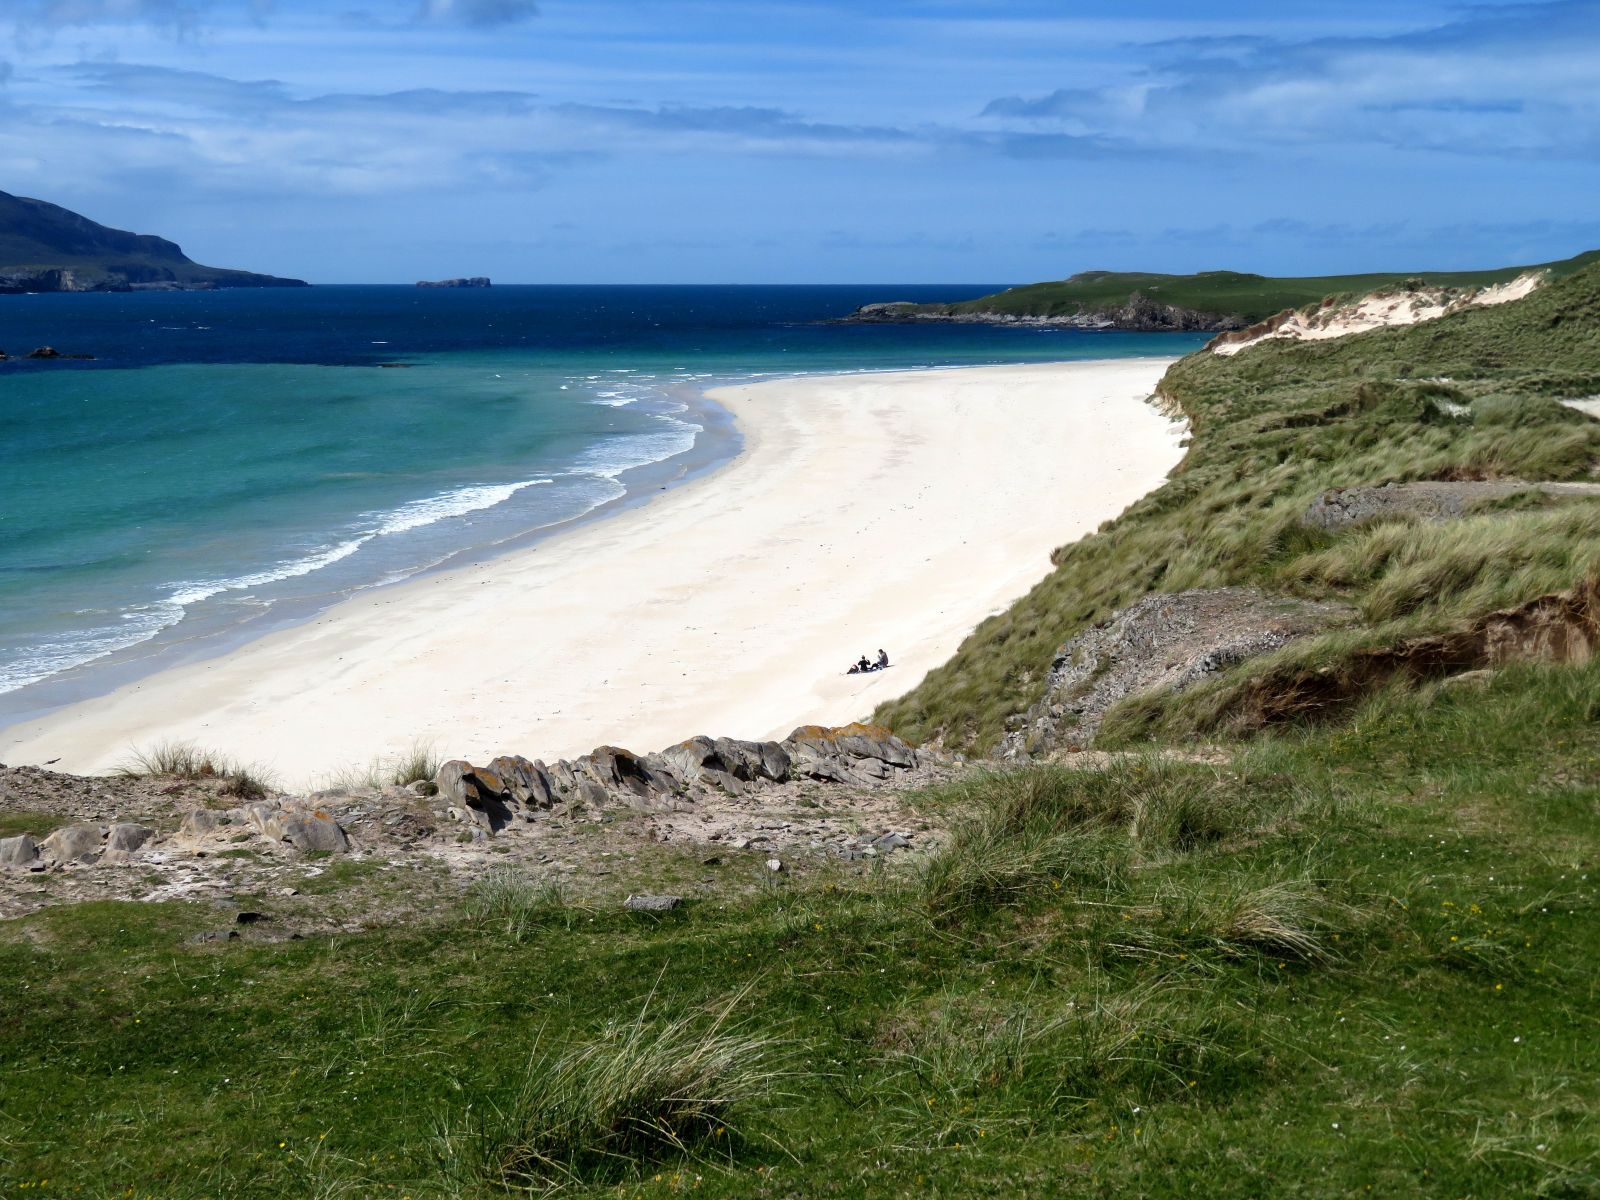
[
  {"xmin": 0, "ymin": 604, "xmax": 180, "ymax": 693},
  {"xmin": 572, "ymin": 415, "xmax": 702, "ymax": 479},
  {"xmin": 170, "ymin": 478, "xmax": 554, "ymax": 606},
  {"xmin": 373, "ymin": 479, "xmax": 551, "ymax": 536}
]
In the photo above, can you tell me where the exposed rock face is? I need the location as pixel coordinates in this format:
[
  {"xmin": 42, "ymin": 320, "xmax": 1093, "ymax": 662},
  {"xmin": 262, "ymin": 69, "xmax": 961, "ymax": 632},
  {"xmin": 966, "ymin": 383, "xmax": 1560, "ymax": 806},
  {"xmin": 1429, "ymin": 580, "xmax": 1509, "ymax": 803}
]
[
  {"xmin": 434, "ymin": 723, "xmax": 935, "ymax": 829},
  {"xmin": 1003, "ymin": 589, "xmax": 1356, "ymax": 758},
  {"xmin": 416, "ymin": 277, "xmax": 490, "ymax": 288},
  {"xmin": 1303, "ymin": 481, "xmax": 1600, "ymax": 531},
  {"xmin": 1229, "ymin": 575, "xmax": 1600, "ymax": 729}
]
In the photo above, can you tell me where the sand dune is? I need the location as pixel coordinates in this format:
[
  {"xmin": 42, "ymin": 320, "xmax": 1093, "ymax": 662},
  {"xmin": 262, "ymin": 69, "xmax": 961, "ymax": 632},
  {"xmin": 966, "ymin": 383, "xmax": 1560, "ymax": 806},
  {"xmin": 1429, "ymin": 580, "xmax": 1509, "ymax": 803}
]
[{"xmin": 1, "ymin": 359, "xmax": 1185, "ymax": 785}]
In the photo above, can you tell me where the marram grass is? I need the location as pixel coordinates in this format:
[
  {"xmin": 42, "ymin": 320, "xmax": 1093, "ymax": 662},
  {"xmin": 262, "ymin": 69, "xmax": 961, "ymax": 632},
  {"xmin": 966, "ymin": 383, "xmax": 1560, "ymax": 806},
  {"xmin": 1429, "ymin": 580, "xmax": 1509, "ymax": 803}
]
[{"xmin": 878, "ymin": 262, "xmax": 1600, "ymax": 753}]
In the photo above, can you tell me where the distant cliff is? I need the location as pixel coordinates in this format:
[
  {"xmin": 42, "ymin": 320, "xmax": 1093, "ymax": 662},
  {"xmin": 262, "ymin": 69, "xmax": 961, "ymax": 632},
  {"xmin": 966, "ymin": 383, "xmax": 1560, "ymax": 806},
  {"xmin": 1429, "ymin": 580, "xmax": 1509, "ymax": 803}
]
[
  {"xmin": 0, "ymin": 190, "xmax": 308, "ymax": 293},
  {"xmin": 417, "ymin": 277, "xmax": 491, "ymax": 288},
  {"xmin": 842, "ymin": 253, "xmax": 1600, "ymax": 333}
]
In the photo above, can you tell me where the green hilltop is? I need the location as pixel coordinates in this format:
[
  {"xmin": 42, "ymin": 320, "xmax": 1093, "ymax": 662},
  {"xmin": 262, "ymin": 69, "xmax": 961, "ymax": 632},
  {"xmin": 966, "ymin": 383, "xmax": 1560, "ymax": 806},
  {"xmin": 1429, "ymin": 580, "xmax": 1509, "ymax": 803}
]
[{"xmin": 849, "ymin": 248, "xmax": 1600, "ymax": 330}]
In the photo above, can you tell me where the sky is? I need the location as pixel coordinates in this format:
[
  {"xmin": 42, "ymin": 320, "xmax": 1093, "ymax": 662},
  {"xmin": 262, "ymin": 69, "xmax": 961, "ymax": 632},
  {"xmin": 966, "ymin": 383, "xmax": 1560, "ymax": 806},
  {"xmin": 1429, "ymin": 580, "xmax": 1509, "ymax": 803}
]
[{"xmin": 1, "ymin": 0, "xmax": 1597, "ymax": 283}]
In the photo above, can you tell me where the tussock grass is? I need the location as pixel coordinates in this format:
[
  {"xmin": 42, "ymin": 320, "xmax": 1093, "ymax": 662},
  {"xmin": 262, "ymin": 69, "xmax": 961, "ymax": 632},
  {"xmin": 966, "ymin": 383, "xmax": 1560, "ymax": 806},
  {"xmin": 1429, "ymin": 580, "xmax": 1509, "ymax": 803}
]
[
  {"xmin": 117, "ymin": 739, "xmax": 275, "ymax": 800},
  {"xmin": 444, "ymin": 993, "xmax": 787, "ymax": 1189},
  {"xmin": 323, "ymin": 739, "xmax": 443, "ymax": 792},
  {"xmin": 917, "ymin": 761, "xmax": 1303, "ymax": 924},
  {"xmin": 387, "ymin": 739, "xmax": 441, "ymax": 786},
  {"xmin": 879, "ymin": 263, "xmax": 1600, "ymax": 753},
  {"xmin": 878, "ymin": 979, "xmax": 1262, "ymax": 1146},
  {"xmin": 466, "ymin": 869, "xmax": 573, "ymax": 940}
]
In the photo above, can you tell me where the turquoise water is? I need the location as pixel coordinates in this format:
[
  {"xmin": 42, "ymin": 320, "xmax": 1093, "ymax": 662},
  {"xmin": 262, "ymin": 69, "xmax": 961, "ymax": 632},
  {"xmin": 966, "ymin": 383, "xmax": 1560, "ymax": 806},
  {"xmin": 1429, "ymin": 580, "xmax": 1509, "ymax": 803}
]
[{"xmin": 0, "ymin": 286, "xmax": 1206, "ymax": 712}]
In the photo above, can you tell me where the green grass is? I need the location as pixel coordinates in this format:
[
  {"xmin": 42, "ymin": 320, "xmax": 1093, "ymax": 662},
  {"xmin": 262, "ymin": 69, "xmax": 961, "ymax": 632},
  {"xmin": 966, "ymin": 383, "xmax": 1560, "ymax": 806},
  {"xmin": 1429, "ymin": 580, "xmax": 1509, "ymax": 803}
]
[
  {"xmin": 878, "ymin": 247, "xmax": 1600, "ymax": 324},
  {"xmin": 0, "ymin": 811, "xmax": 68, "ymax": 840},
  {"xmin": 877, "ymin": 259, "xmax": 1600, "ymax": 754},
  {"xmin": 3, "ymin": 657, "xmax": 1597, "ymax": 1196}
]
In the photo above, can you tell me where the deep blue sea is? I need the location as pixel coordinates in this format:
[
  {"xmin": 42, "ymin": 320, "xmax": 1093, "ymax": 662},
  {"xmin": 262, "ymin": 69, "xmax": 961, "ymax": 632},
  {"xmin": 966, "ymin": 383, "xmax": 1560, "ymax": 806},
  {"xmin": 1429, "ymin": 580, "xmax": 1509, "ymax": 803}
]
[{"xmin": 0, "ymin": 285, "xmax": 1206, "ymax": 714}]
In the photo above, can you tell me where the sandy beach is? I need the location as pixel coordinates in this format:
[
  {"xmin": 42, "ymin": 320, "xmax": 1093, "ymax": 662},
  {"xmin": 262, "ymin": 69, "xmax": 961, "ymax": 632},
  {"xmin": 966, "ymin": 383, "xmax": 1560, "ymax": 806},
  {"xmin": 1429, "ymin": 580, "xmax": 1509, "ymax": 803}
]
[{"xmin": 1, "ymin": 359, "xmax": 1184, "ymax": 785}]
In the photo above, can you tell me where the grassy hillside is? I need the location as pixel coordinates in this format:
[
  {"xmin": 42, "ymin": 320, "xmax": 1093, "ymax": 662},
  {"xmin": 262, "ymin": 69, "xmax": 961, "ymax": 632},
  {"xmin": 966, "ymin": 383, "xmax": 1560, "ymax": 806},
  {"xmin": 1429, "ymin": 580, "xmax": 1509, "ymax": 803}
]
[
  {"xmin": 877, "ymin": 260, "xmax": 1600, "ymax": 754},
  {"xmin": 2, "ymin": 660, "xmax": 1597, "ymax": 1196},
  {"xmin": 875, "ymin": 249, "xmax": 1600, "ymax": 326}
]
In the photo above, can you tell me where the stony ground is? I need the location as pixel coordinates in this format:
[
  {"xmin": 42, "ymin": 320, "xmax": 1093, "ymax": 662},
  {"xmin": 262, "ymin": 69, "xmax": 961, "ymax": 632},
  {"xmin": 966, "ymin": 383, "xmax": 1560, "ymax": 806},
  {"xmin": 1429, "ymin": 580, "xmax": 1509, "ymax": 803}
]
[{"xmin": 0, "ymin": 756, "xmax": 949, "ymax": 937}]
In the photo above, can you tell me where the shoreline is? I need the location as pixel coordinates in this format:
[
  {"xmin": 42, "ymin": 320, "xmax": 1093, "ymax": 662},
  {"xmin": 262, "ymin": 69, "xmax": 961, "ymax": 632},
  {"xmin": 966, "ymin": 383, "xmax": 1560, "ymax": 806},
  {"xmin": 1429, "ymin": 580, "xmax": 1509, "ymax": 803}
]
[
  {"xmin": 0, "ymin": 358, "xmax": 1185, "ymax": 785},
  {"xmin": 0, "ymin": 381, "xmax": 741, "ymax": 731}
]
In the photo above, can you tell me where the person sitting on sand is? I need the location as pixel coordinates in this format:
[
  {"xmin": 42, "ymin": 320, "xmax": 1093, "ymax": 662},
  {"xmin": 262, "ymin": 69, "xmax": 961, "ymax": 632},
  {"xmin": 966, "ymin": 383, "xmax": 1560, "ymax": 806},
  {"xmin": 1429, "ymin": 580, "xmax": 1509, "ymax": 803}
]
[
  {"xmin": 857, "ymin": 654, "xmax": 872, "ymax": 674},
  {"xmin": 877, "ymin": 649, "xmax": 889, "ymax": 669}
]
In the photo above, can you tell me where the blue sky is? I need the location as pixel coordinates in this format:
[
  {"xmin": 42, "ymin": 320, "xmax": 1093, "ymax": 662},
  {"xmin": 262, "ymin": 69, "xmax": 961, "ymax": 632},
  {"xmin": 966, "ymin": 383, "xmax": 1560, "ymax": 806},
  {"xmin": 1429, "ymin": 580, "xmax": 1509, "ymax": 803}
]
[{"xmin": 2, "ymin": 0, "xmax": 1597, "ymax": 283}]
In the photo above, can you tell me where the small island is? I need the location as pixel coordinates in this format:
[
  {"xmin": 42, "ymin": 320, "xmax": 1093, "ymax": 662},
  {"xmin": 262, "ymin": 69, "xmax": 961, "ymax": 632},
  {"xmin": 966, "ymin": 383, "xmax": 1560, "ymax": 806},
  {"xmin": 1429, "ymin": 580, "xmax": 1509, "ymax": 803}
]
[{"xmin": 416, "ymin": 276, "xmax": 491, "ymax": 288}]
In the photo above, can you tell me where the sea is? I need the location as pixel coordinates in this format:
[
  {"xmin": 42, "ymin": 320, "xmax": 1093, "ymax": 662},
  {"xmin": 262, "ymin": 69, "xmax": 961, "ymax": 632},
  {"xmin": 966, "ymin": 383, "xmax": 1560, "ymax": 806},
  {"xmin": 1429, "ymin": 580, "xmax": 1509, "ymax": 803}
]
[{"xmin": 0, "ymin": 285, "xmax": 1207, "ymax": 723}]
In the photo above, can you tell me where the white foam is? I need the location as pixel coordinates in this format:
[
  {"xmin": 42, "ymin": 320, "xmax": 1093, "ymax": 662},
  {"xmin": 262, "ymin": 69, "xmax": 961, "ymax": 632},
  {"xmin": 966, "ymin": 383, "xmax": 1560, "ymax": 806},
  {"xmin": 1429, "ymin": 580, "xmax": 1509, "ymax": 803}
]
[
  {"xmin": 373, "ymin": 479, "xmax": 550, "ymax": 536},
  {"xmin": 0, "ymin": 477, "xmax": 560, "ymax": 693},
  {"xmin": 572, "ymin": 414, "xmax": 701, "ymax": 479}
]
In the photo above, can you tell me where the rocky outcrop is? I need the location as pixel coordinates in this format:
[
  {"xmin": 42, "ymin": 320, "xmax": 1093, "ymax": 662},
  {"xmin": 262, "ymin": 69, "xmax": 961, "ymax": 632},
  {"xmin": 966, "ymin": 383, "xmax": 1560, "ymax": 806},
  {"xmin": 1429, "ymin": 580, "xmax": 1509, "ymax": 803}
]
[
  {"xmin": 433, "ymin": 723, "xmax": 936, "ymax": 833},
  {"xmin": 416, "ymin": 277, "xmax": 490, "ymax": 288},
  {"xmin": 841, "ymin": 294, "xmax": 1246, "ymax": 333},
  {"xmin": 1002, "ymin": 589, "xmax": 1356, "ymax": 758},
  {"xmin": 1302, "ymin": 481, "xmax": 1600, "ymax": 530}
]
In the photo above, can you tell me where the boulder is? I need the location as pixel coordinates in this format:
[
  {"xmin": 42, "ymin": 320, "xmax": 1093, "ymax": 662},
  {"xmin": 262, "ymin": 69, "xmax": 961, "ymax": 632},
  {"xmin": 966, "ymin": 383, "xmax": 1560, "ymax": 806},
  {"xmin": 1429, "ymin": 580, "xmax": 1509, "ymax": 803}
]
[
  {"xmin": 574, "ymin": 745, "xmax": 675, "ymax": 802},
  {"xmin": 103, "ymin": 822, "xmax": 155, "ymax": 860},
  {"xmin": 783, "ymin": 724, "xmax": 921, "ymax": 782},
  {"xmin": 486, "ymin": 754, "xmax": 558, "ymax": 808},
  {"xmin": 181, "ymin": 809, "xmax": 220, "ymax": 838},
  {"xmin": 0, "ymin": 834, "xmax": 38, "ymax": 868},
  {"xmin": 435, "ymin": 760, "xmax": 515, "ymax": 830},
  {"xmin": 40, "ymin": 823, "xmax": 105, "ymax": 863},
  {"xmin": 624, "ymin": 894, "xmax": 682, "ymax": 912},
  {"xmin": 264, "ymin": 810, "xmax": 350, "ymax": 854},
  {"xmin": 658, "ymin": 735, "xmax": 789, "ymax": 791}
]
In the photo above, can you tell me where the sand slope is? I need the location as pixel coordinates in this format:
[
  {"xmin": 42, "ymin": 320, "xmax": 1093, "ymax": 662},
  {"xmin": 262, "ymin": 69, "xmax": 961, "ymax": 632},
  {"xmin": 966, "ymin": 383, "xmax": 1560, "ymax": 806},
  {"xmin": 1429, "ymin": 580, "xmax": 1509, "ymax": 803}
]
[{"xmin": 1, "ymin": 359, "xmax": 1184, "ymax": 785}]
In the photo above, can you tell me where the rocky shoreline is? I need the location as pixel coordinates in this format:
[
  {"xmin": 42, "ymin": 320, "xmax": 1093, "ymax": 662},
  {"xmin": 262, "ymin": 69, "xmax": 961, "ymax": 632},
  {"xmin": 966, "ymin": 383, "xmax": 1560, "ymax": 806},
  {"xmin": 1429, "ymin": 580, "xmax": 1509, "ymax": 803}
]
[{"xmin": 839, "ymin": 294, "xmax": 1248, "ymax": 333}]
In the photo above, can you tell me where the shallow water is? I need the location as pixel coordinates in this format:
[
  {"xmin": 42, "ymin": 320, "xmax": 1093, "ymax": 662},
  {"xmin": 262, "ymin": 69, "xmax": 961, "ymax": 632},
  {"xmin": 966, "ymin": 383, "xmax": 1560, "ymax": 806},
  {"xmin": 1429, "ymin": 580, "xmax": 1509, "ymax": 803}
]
[{"xmin": 0, "ymin": 285, "xmax": 1207, "ymax": 711}]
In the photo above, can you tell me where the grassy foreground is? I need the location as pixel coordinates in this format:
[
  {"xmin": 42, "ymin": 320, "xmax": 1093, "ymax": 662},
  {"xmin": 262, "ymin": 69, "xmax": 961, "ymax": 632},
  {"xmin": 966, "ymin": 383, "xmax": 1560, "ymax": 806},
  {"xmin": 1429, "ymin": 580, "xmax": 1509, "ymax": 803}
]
[{"xmin": 3, "ymin": 658, "xmax": 1597, "ymax": 1197}]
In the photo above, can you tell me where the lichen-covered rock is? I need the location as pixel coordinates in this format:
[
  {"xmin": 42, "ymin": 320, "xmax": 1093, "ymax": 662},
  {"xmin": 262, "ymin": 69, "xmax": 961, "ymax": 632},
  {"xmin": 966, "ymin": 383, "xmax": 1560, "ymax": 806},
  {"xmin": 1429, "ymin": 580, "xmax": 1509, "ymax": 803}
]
[
  {"xmin": 485, "ymin": 755, "xmax": 556, "ymax": 808},
  {"xmin": 40, "ymin": 823, "xmax": 106, "ymax": 863},
  {"xmin": 783, "ymin": 724, "xmax": 922, "ymax": 783},
  {"xmin": 264, "ymin": 810, "xmax": 349, "ymax": 854}
]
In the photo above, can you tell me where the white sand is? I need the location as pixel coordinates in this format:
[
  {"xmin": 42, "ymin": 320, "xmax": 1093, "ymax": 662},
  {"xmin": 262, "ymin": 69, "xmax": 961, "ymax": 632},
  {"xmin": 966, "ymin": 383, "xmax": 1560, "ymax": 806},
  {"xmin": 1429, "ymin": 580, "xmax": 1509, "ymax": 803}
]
[
  {"xmin": 1214, "ymin": 272, "xmax": 1547, "ymax": 357},
  {"xmin": 1, "ymin": 359, "xmax": 1184, "ymax": 786}
]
